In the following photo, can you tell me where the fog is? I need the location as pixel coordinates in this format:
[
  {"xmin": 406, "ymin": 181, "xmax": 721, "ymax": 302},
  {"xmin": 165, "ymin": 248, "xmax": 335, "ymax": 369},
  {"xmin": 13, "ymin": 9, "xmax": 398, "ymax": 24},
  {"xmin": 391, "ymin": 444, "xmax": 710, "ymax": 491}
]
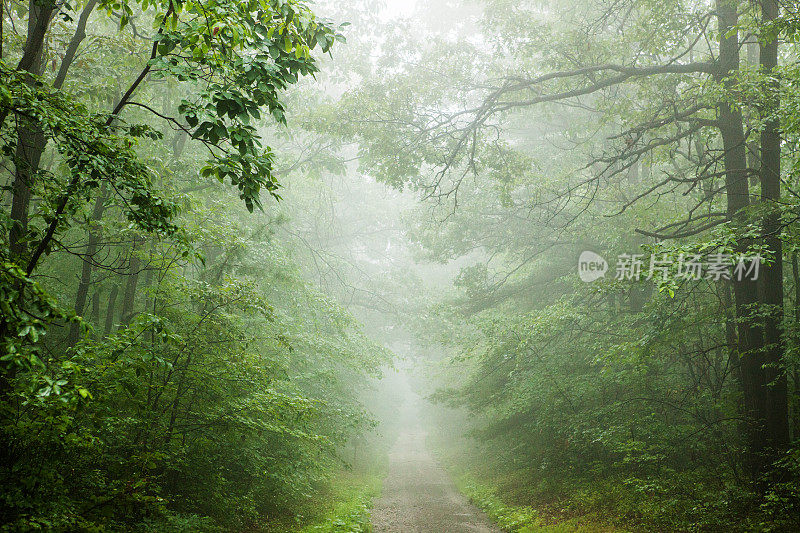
[{"xmin": 1, "ymin": 0, "xmax": 799, "ymax": 531}]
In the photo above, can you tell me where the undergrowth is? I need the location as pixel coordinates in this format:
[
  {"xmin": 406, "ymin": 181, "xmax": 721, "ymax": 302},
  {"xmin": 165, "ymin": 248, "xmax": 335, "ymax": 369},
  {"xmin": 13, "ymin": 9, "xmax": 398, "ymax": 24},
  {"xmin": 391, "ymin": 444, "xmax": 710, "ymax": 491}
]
[
  {"xmin": 455, "ymin": 474, "xmax": 626, "ymax": 533},
  {"xmin": 295, "ymin": 470, "xmax": 382, "ymax": 533}
]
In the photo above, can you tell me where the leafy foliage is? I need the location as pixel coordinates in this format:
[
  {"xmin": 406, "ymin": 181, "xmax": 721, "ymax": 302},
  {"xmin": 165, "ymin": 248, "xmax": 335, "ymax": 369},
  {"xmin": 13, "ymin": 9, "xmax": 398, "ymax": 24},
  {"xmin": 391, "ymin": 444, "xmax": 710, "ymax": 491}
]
[{"xmin": 0, "ymin": 0, "xmax": 382, "ymax": 530}]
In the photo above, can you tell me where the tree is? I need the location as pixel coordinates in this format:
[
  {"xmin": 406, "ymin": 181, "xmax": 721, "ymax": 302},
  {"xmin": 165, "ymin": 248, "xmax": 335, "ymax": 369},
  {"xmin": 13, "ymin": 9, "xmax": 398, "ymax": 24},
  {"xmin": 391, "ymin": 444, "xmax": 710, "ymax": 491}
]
[
  {"xmin": 1, "ymin": 0, "xmax": 342, "ymax": 376},
  {"xmin": 338, "ymin": 0, "xmax": 795, "ymax": 486},
  {"xmin": 0, "ymin": 0, "xmax": 393, "ymax": 529}
]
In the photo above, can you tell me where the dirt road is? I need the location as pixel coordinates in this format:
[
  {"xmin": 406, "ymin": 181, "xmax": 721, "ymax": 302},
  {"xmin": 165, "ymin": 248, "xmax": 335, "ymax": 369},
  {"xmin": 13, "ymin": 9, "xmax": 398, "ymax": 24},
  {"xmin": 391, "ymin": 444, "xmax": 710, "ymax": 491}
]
[{"xmin": 370, "ymin": 429, "xmax": 500, "ymax": 533}]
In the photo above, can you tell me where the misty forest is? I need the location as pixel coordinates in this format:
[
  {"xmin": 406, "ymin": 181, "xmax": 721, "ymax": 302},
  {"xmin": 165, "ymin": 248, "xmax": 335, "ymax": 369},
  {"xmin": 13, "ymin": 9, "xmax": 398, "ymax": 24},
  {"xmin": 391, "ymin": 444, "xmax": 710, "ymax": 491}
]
[{"xmin": 4, "ymin": 0, "xmax": 800, "ymax": 531}]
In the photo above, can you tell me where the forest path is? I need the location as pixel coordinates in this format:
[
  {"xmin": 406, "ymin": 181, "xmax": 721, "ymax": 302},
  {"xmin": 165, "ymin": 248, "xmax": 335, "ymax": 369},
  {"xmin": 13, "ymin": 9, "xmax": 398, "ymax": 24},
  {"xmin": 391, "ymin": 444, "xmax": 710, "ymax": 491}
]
[{"xmin": 370, "ymin": 429, "xmax": 500, "ymax": 533}]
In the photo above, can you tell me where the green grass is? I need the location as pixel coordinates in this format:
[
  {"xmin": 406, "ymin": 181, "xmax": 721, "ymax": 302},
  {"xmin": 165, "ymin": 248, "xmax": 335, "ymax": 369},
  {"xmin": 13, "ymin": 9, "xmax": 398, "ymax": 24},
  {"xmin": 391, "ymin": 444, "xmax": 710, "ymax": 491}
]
[
  {"xmin": 297, "ymin": 470, "xmax": 383, "ymax": 533},
  {"xmin": 454, "ymin": 473, "xmax": 627, "ymax": 533}
]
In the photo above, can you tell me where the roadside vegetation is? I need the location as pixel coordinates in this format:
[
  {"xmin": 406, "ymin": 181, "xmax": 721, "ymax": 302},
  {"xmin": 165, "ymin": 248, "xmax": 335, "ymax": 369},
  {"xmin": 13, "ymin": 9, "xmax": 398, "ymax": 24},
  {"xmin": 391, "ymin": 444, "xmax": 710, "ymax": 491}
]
[{"xmin": 297, "ymin": 470, "xmax": 380, "ymax": 533}]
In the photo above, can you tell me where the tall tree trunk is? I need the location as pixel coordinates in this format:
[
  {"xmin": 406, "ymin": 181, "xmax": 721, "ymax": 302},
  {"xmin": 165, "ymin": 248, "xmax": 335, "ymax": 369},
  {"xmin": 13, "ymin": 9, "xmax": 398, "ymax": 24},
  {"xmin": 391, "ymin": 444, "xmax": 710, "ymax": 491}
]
[
  {"xmin": 104, "ymin": 284, "xmax": 119, "ymax": 335},
  {"xmin": 8, "ymin": 0, "xmax": 51, "ymax": 260},
  {"xmin": 120, "ymin": 241, "xmax": 142, "ymax": 325},
  {"xmin": 791, "ymin": 252, "xmax": 800, "ymax": 440},
  {"xmin": 89, "ymin": 288, "xmax": 100, "ymax": 324},
  {"xmin": 0, "ymin": 0, "xmax": 53, "ymax": 399},
  {"xmin": 68, "ymin": 254, "xmax": 92, "ymax": 345},
  {"xmin": 716, "ymin": 0, "xmax": 766, "ymax": 484},
  {"xmin": 53, "ymin": 0, "xmax": 98, "ymax": 90},
  {"xmin": 10, "ymin": 121, "xmax": 45, "ymax": 261},
  {"xmin": 8, "ymin": 0, "xmax": 95, "ymax": 260},
  {"xmin": 758, "ymin": 0, "xmax": 789, "ymax": 471},
  {"xmin": 68, "ymin": 187, "xmax": 109, "ymax": 345},
  {"xmin": 745, "ymin": 33, "xmax": 761, "ymax": 186},
  {"xmin": 0, "ymin": 0, "xmax": 51, "ymax": 126}
]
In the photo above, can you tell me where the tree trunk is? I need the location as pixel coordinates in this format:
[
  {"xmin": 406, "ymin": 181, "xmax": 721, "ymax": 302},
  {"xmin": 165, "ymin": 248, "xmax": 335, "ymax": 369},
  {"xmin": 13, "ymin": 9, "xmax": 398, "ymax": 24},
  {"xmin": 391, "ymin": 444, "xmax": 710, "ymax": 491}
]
[
  {"xmin": 90, "ymin": 288, "xmax": 101, "ymax": 324},
  {"xmin": 53, "ymin": 0, "xmax": 98, "ymax": 91},
  {"xmin": 68, "ymin": 187, "xmax": 109, "ymax": 345},
  {"xmin": 7, "ymin": 0, "xmax": 90, "ymax": 260},
  {"xmin": 716, "ymin": 0, "xmax": 766, "ymax": 484},
  {"xmin": 120, "ymin": 241, "xmax": 142, "ymax": 325},
  {"xmin": 104, "ymin": 284, "xmax": 119, "ymax": 335},
  {"xmin": 791, "ymin": 252, "xmax": 800, "ymax": 440},
  {"xmin": 0, "ymin": 0, "xmax": 53, "ymax": 399},
  {"xmin": 9, "ymin": 122, "xmax": 45, "ymax": 261},
  {"xmin": 745, "ymin": 33, "xmax": 761, "ymax": 186},
  {"xmin": 758, "ymin": 0, "xmax": 789, "ymax": 471},
  {"xmin": 9, "ymin": 1, "xmax": 51, "ymax": 260}
]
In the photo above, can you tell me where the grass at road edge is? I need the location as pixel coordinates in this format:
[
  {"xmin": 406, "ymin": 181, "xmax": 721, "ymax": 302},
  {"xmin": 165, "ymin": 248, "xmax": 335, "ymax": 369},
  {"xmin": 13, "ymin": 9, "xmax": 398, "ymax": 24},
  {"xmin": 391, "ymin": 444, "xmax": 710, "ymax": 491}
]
[
  {"xmin": 452, "ymin": 473, "xmax": 626, "ymax": 533},
  {"xmin": 298, "ymin": 470, "xmax": 383, "ymax": 533}
]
